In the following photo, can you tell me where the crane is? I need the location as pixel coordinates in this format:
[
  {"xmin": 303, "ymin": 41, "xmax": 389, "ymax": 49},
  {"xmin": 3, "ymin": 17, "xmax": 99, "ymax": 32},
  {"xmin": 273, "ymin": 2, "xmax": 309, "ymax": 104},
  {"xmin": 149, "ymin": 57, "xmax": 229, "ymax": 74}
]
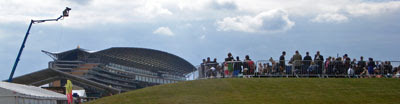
[{"xmin": 8, "ymin": 7, "xmax": 72, "ymax": 82}]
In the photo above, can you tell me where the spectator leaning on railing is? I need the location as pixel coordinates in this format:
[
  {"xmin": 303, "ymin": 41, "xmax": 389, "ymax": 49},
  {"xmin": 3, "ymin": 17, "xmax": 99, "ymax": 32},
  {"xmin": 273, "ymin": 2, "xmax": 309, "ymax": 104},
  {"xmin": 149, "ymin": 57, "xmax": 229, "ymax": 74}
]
[
  {"xmin": 375, "ymin": 61, "xmax": 383, "ymax": 77},
  {"xmin": 233, "ymin": 56, "xmax": 243, "ymax": 77},
  {"xmin": 343, "ymin": 54, "xmax": 351, "ymax": 71},
  {"xmin": 243, "ymin": 55, "xmax": 255, "ymax": 78},
  {"xmin": 291, "ymin": 50, "xmax": 302, "ymax": 74},
  {"xmin": 258, "ymin": 63, "xmax": 263, "ymax": 76},
  {"xmin": 314, "ymin": 51, "xmax": 324, "ymax": 75},
  {"xmin": 357, "ymin": 56, "xmax": 367, "ymax": 77},
  {"xmin": 384, "ymin": 61, "xmax": 393, "ymax": 77},
  {"xmin": 263, "ymin": 63, "xmax": 269, "ymax": 75},
  {"xmin": 367, "ymin": 58, "xmax": 376, "ymax": 77},
  {"xmin": 303, "ymin": 52, "xmax": 312, "ymax": 74},
  {"xmin": 224, "ymin": 53, "xmax": 234, "ymax": 78},
  {"xmin": 324, "ymin": 57, "xmax": 331, "ymax": 75}
]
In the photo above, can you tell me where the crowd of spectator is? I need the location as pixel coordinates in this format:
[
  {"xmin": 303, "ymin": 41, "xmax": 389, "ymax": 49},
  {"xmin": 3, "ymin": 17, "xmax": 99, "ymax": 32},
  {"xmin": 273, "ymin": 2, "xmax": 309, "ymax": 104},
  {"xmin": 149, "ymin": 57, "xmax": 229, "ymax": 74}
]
[{"xmin": 199, "ymin": 51, "xmax": 400, "ymax": 78}]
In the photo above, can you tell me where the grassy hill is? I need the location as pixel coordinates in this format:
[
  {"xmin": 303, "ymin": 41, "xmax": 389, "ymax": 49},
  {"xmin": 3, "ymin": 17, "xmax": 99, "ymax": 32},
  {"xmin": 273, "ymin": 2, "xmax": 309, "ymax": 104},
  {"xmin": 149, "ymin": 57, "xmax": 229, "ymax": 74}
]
[{"xmin": 87, "ymin": 78, "xmax": 400, "ymax": 104}]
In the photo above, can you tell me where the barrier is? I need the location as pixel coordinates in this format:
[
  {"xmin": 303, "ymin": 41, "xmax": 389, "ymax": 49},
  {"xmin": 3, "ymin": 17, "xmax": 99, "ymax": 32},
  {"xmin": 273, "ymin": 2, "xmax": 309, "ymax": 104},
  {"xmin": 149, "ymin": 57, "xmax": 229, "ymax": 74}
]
[{"xmin": 197, "ymin": 60, "xmax": 400, "ymax": 79}]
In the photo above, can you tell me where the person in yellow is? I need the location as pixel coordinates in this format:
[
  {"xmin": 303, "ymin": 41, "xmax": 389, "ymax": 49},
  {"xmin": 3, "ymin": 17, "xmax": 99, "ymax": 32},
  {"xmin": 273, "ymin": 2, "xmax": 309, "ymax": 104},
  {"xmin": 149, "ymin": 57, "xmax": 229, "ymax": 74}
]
[{"xmin": 65, "ymin": 80, "xmax": 73, "ymax": 104}]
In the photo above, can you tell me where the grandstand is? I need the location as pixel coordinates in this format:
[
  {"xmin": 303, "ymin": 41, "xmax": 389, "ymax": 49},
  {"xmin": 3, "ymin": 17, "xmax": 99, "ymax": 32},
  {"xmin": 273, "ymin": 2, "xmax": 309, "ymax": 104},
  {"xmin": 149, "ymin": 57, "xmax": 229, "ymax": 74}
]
[{"xmin": 12, "ymin": 47, "xmax": 196, "ymax": 97}]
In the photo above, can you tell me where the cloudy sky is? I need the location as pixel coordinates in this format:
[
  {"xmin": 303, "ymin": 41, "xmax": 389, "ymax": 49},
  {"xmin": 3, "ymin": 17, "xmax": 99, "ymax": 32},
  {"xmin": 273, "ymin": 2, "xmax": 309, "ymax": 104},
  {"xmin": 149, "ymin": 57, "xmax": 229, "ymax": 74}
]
[{"xmin": 1, "ymin": 0, "xmax": 400, "ymax": 79}]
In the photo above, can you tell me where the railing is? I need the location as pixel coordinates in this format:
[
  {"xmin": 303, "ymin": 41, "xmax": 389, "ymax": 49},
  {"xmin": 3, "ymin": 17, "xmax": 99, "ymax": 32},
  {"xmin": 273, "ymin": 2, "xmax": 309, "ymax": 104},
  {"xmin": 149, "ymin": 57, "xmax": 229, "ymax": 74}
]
[{"xmin": 198, "ymin": 60, "xmax": 400, "ymax": 79}]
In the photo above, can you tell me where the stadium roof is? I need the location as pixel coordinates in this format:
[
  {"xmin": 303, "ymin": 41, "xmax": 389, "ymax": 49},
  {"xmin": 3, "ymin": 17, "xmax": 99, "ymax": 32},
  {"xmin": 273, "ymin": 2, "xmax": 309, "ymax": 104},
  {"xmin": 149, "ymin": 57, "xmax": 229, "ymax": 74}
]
[{"xmin": 47, "ymin": 47, "xmax": 196, "ymax": 75}]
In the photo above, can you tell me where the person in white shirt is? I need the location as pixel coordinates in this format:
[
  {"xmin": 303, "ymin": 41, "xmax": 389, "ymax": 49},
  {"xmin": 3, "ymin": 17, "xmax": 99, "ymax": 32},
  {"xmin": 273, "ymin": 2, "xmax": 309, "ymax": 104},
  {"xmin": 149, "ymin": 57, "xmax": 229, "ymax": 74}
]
[{"xmin": 347, "ymin": 66, "xmax": 355, "ymax": 78}]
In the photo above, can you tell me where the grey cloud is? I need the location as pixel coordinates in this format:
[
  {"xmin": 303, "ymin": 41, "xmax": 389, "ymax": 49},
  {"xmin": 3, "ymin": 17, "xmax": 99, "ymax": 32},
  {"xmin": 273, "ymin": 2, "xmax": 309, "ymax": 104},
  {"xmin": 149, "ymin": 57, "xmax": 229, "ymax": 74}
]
[
  {"xmin": 209, "ymin": 1, "xmax": 238, "ymax": 10},
  {"xmin": 258, "ymin": 9, "xmax": 295, "ymax": 32},
  {"xmin": 68, "ymin": 0, "xmax": 92, "ymax": 5}
]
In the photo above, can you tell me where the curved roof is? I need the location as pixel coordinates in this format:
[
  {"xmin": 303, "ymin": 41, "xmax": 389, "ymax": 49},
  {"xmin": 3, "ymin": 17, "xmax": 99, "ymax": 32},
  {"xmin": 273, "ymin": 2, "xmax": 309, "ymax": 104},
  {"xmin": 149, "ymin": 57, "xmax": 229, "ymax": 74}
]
[{"xmin": 92, "ymin": 47, "xmax": 195, "ymax": 74}]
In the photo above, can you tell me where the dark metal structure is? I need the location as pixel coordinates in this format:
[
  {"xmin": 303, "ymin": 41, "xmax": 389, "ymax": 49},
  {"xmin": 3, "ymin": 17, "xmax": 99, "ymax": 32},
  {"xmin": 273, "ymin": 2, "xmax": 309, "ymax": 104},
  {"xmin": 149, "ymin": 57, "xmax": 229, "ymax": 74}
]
[
  {"xmin": 11, "ymin": 68, "xmax": 120, "ymax": 96},
  {"xmin": 12, "ymin": 47, "xmax": 195, "ymax": 97}
]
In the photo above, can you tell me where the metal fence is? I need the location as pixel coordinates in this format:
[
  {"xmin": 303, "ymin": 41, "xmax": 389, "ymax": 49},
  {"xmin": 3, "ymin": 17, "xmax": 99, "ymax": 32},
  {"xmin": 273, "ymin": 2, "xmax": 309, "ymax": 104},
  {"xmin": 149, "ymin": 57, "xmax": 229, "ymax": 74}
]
[{"xmin": 197, "ymin": 60, "xmax": 400, "ymax": 79}]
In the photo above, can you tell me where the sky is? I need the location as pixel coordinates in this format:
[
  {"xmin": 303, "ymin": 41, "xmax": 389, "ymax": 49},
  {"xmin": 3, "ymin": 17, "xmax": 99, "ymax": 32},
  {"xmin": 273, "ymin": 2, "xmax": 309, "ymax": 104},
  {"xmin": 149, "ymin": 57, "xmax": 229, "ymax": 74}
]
[{"xmin": 1, "ymin": 0, "xmax": 400, "ymax": 80}]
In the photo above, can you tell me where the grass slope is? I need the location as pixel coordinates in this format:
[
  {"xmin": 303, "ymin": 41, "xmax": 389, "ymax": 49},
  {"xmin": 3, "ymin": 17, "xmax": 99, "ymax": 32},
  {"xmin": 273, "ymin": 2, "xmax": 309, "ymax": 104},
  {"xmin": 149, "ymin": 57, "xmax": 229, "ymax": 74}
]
[{"xmin": 87, "ymin": 78, "xmax": 400, "ymax": 104}]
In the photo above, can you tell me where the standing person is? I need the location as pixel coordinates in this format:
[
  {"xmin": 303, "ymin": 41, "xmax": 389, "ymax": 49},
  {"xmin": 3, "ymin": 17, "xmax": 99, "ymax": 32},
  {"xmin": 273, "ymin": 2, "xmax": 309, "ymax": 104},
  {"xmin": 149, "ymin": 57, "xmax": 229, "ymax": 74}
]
[
  {"xmin": 258, "ymin": 63, "xmax": 264, "ymax": 76},
  {"xmin": 367, "ymin": 58, "xmax": 376, "ymax": 77},
  {"xmin": 291, "ymin": 50, "xmax": 302, "ymax": 74},
  {"xmin": 375, "ymin": 61, "xmax": 384, "ymax": 76},
  {"xmin": 263, "ymin": 63, "xmax": 269, "ymax": 75},
  {"xmin": 324, "ymin": 57, "xmax": 332, "ymax": 77},
  {"xmin": 343, "ymin": 54, "xmax": 351, "ymax": 73},
  {"xmin": 224, "ymin": 53, "xmax": 234, "ymax": 78},
  {"xmin": 224, "ymin": 62, "xmax": 229, "ymax": 78},
  {"xmin": 269, "ymin": 57, "xmax": 277, "ymax": 74},
  {"xmin": 279, "ymin": 51, "xmax": 286, "ymax": 75},
  {"xmin": 303, "ymin": 52, "xmax": 312, "ymax": 74},
  {"xmin": 384, "ymin": 61, "xmax": 393, "ymax": 77},
  {"xmin": 243, "ymin": 55, "xmax": 255, "ymax": 78},
  {"xmin": 357, "ymin": 56, "xmax": 367, "ymax": 77},
  {"xmin": 233, "ymin": 56, "xmax": 243, "ymax": 77},
  {"xmin": 225, "ymin": 53, "xmax": 234, "ymax": 62},
  {"xmin": 314, "ymin": 51, "xmax": 324, "ymax": 75},
  {"xmin": 206, "ymin": 57, "xmax": 212, "ymax": 77},
  {"xmin": 227, "ymin": 59, "xmax": 234, "ymax": 77},
  {"xmin": 336, "ymin": 57, "xmax": 345, "ymax": 75},
  {"xmin": 211, "ymin": 58, "xmax": 219, "ymax": 78},
  {"xmin": 347, "ymin": 65, "xmax": 355, "ymax": 78},
  {"xmin": 213, "ymin": 58, "xmax": 218, "ymax": 63},
  {"xmin": 351, "ymin": 58, "xmax": 357, "ymax": 68},
  {"xmin": 200, "ymin": 59, "xmax": 207, "ymax": 78}
]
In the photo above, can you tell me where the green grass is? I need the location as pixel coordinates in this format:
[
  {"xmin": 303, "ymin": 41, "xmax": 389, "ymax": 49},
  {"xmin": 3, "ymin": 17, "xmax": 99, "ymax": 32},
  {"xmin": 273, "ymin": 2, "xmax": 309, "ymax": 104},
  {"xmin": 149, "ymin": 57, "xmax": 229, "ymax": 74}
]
[{"xmin": 87, "ymin": 78, "xmax": 400, "ymax": 104}]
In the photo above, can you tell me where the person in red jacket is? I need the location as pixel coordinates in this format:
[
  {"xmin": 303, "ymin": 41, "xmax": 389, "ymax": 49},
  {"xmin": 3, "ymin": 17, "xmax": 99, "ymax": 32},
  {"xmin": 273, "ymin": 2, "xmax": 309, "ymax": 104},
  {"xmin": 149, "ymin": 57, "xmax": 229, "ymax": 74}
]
[{"xmin": 243, "ymin": 55, "xmax": 255, "ymax": 78}]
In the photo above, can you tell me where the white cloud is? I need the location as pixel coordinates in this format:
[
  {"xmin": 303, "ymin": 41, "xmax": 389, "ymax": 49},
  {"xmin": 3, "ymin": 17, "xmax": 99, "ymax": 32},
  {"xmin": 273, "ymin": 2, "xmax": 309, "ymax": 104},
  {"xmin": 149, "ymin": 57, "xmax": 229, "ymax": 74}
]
[
  {"xmin": 309, "ymin": 1, "xmax": 400, "ymax": 23},
  {"xmin": 177, "ymin": 0, "xmax": 209, "ymax": 11},
  {"xmin": 134, "ymin": 2, "xmax": 173, "ymax": 18},
  {"xmin": 311, "ymin": 13, "xmax": 349, "ymax": 23},
  {"xmin": 209, "ymin": 0, "xmax": 238, "ymax": 10},
  {"xmin": 216, "ymin": 9, "xmax": 295, "ymax": 33},
  {"xmin": 0, "ymin": 0, "xmax": 174, "ymax": 27},
  {"xmin": 153, "ymin": 27, "xmax": 174, "ymax": 36},
  {"xmin": 1, "ymin": 0, "xmax": 400, "ymax": 27},
  {"xmin": 345, "ymin": 1, "xmax": 400, "ymax": 16}
]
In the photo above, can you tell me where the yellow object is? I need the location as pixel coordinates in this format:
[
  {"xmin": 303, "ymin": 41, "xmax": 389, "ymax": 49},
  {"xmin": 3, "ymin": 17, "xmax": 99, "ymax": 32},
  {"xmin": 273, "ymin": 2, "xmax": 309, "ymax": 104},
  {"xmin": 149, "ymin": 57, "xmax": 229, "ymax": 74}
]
[
  {"xmin": 65, "ymin": 80, "xmax": 73, "ymax": 103},
  {"xmin": 65, "ymin": 80, "xmax": 73, "ymax": 94}
]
